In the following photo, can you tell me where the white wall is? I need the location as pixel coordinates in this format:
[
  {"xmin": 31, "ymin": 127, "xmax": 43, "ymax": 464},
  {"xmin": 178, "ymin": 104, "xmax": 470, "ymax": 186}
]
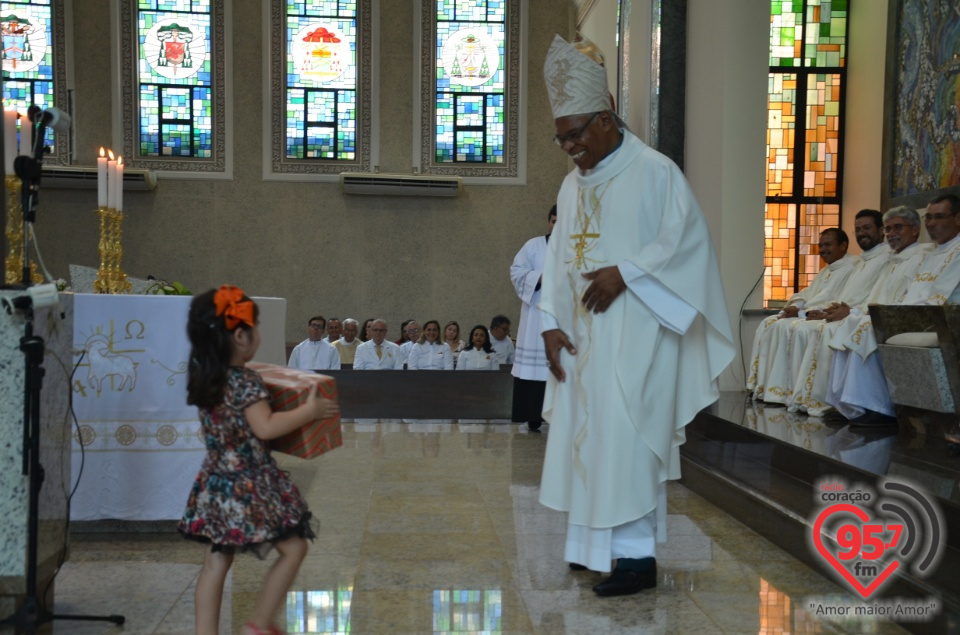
[
  {"xmin": 686, "ymin": 0, "xmax": 769, "ymax": 390},
  {"xmin": 842, "ymin": 0, "xmax": 889, "ymax": 239}
]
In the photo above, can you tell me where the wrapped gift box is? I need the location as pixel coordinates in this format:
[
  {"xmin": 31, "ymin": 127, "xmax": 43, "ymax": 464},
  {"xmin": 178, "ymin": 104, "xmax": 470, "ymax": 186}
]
[{"xmin": 247, "ymin": 362, "xmax": 342, "ymax": 459}]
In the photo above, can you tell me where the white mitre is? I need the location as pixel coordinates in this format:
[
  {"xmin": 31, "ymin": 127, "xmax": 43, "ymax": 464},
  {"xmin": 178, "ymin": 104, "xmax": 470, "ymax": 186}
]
[{"xmin": 543, "ymin": 34, "xmax": 611, "ymax": 119}]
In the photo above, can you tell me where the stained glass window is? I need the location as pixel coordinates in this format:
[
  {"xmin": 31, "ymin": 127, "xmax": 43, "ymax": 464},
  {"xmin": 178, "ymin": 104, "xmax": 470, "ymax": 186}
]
[
  {"xmin": 120, "ymin": 0, "xmax": 227, "ymax": 173},
  {"xmin": 419, "ymin": 0, "xmax": 521, "ymax": 179},
  {"xmin": 765, "ymin": 0, "xmax": 847, "ymax": 304},
  {"xmin": 268, "ymin": 0, "xmax": 372, "ymax": 177},
  {"xmin": 1, "ymin": 0, "xmax": 67, "ymax": 165},
  {"xmin": 435, "ymin": 3, "xmax": 505, "ymax": 164}
]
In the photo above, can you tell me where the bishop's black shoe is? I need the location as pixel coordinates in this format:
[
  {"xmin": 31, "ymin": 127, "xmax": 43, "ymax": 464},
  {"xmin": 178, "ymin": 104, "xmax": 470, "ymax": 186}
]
[
  {"xmin": 592, "ymin": 558, "xmax": 657, "ymax": 597},
  {"xmin": 568, "ymin": 562, "xmax": 587, "ymax": 571}
]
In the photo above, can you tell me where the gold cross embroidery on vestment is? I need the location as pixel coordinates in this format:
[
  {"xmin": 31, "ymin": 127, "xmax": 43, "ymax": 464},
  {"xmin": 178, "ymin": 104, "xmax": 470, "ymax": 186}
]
[{"xmin": 568, "ymin": 181, "xmax": 611, "ymax": 270}]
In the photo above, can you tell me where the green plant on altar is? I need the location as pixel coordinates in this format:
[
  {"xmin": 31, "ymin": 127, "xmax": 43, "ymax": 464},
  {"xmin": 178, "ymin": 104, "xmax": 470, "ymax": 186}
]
[{"xmin": 144, "ymin": 279, "xmax": 192, "ymax": 296}]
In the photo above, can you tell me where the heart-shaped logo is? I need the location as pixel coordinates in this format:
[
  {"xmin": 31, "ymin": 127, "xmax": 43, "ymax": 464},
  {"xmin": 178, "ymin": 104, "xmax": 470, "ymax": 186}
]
[{"xmin": 812, "ymin": 503, "xmax": 900, "ymax": 599}]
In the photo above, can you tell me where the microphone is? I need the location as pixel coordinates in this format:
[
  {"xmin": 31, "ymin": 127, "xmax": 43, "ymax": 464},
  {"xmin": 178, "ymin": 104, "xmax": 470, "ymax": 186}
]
[{"xmin": 37, "ymin": 107, "xmax": 71, "ymax": 134}]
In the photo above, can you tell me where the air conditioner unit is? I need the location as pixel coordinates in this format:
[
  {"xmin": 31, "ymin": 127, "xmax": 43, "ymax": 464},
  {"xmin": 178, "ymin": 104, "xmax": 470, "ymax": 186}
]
[
  {"xmin": 39, "ymin": 165, "xmax": 158, "ymax": 191},
  {"xmin": 340, "ymin": 172, "xmax": 461, "ymax": 197}
]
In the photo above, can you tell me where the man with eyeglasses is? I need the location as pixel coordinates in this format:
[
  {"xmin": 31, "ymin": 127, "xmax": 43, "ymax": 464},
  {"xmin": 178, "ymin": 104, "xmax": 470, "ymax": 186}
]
[
  {"xmin": 354, "ymin": 319, "xmax": 402, "ymax": 370},
  {"xmin": 537, "ymin": 35, "xmax": 734, "ymax": 597},
  {"xmin": 787, "ymin": 208, "xmax": 931, "ymax": 416},
  {"xmin": 288, "ymin": 315, "xmax": 341, "ymax": 371},
  {"xmin": 828, "ymin": 194, "xmax": 960, "ymax": 420}
]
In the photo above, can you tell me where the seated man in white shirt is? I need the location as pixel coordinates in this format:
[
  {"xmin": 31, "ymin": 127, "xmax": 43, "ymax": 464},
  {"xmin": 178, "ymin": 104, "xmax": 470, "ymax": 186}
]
[
  {"xmin": 288, "ymin": 315, "xmax": 341, "ymax": 370},
  {"xmin": 398, "ymin": 321, "xmax": 421, "ymax": 367},
  {"xmin": 324, "ymin": 317, "xmax": 342, "ymax": 344},
  {"xmin": 489, "ymin": 314, "xmax": 515, "ymax": 365},
  {"xmin": 332, "ymin": 318, "xmax": 361, "ymax": 365},
  {"xmin": 354, "ymin": 319, "xmax": 403, "ymax": 370}
]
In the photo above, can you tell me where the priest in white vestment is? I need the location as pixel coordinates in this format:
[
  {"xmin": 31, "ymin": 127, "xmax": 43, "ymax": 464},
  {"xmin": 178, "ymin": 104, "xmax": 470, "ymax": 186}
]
[
  {"xmin": 510, "ymin": 206, "xmax": 557, "ymax": 430},
  {"xmin": 789, "ymin": 207, "xmax": 928, "ymax": 415},
  {"xmin": 758, "ymin": 215, "xmax": 890, "ymax": 407},
  {"xmin": 827, "ymin": 195, "xmax": 960, "ymax": 419},
  {"xmin": 538, "ymin": 35, "xmax": 735, "ymax": 597},
  {"xmin": 747, "ymin": 231, "xmax": 856, "ymax": 400},
  {"xmin": 288, "ymin": 315, "xmax": 342, "ymax": 370}
]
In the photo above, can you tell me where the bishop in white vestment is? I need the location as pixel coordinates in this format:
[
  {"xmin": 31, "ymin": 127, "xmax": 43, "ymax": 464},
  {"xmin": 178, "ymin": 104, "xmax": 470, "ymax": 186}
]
[{"xmin": 538, "ymin": 35, "xmax": 734, "ymax": 597}]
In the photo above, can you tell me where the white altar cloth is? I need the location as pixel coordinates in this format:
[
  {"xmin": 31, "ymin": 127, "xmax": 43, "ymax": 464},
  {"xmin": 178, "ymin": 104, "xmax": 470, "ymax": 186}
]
[{"xmin": 71, "ymin": 294, "xmax": 286, "ymax": 521}]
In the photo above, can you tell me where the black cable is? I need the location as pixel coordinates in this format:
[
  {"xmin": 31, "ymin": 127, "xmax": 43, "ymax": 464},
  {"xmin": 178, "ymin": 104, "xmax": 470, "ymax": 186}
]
[
  {"xmin": 38, "ymin": 349, "xmax": 85, "ymax": 615},
  {"xmin": 737, "ymin": 268, "xmax": 766, "ymax": 387}
]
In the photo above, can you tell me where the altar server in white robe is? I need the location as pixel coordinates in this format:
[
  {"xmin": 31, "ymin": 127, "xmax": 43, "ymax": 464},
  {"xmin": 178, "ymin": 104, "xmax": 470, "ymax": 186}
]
[
  {"xmin": 510, "ymin": 205, "xmax": 556, "ymax": 430},
  {"xmin": 828, "ymin": 194, "xmax": 960, "ymax": 419},
  {"xmin": 759, "ymin": 212, "xmax": 889, "ymax": 407},
  {"xmin": 538, "ymin": 34, "xmax": 735, "ymax": 597},
  {"xmin": 747, "ymin": 229, "xmax": 855, "ymax": 400},
  {"xmin": 789, "ymin": 207, "xmax": 928, "ymax": 415},
  {"xmin": 288, "ymin": 315, "xmax": 342, "ymax": 370},
  {"xmin": 406, "ymin": 320, "xmax": 454, "ymax": 370}
]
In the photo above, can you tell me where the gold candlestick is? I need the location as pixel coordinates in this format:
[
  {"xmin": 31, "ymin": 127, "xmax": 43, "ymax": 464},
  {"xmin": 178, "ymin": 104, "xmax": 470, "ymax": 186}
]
[
  {"xmin": 94, "ymin": 206, "xmax": 131, "ymax": 294},
  {"xmin": 5, "ymin": 175, "xmax": 42, "ymax": 285}
]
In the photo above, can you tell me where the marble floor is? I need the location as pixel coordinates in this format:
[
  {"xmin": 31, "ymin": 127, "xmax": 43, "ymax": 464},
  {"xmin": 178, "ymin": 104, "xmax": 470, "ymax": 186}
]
[{"xmin": 44, "ymin": 420, "xmax": 911, "ymax": 635}]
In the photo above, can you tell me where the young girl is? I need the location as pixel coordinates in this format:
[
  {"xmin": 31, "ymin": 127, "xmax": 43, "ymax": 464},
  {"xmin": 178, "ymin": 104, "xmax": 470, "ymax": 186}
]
[{"xmin": 178, "ymin": 286, "xmax": 338, "ymax": 635}]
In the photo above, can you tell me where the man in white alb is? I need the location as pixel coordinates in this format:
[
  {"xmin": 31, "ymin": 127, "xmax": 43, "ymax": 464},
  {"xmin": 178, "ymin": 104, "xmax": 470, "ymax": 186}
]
[
  {"xmin": 538, "ymin": 34, "xmax": 735, "ymax": 597},
  {"xmin": 288, "ymin": 315, "xmax": 341, "ymax": 370},
  {"xmin": 510, "ymin": 206, "xmax": 557, "ymax": 431},
  {"xmin": 324, "ymin": 318, "xmax": 342, "ymax": 344},
  {"xmin": 827, "ymin": 194, "xmax": 960, "ymax": 419}
]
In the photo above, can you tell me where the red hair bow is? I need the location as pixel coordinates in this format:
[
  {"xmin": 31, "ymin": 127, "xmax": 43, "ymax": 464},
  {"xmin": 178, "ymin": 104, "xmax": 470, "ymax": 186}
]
[{"xmin": 214, "ymin": 285, "xmax": 255, "ymax": 330}]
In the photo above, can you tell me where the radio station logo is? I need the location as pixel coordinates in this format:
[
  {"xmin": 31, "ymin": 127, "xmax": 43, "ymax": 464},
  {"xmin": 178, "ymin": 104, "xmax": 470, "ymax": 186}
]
[{"xmin": 809, "ymin": 476, "xmax": 944, "ymax": 607}]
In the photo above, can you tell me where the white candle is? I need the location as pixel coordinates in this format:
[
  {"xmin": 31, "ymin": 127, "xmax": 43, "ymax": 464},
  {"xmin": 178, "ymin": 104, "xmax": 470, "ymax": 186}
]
[
  {"xmin": 97, "ymin": 147, "xmax": 107, "ymax": 207},
  {"xmin": 18, "ymin": 113, "xmax": 29, "ymax": 157},
  {"xmin": 106, "ymin": 150, "xmax": 116, "ymax": 209},
  {"xmin": 4, "ymin": 109, "xmax": 17, "ymax": 175},
  {"xmin": 115, "ymin": 156, "xmax": 123, "ymax": 212}
]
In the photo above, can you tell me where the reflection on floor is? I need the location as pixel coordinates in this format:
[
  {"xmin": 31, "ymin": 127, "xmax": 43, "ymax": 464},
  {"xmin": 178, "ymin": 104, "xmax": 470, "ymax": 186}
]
[
  {"xmin": 724, "ymin": 392, "xmax": 960, "ymax": 505},
  {"xmin": 50, "ymin": 420, "xmax": 910, "ymax": 634}
]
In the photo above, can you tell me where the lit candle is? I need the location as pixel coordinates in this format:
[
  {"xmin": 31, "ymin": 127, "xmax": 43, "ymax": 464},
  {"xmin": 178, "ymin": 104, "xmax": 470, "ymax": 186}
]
[
  {"xmin": 115, "ymin": 156, "xmax": 123, "ymax": 212},
  {"xmin": 97, "ymin": 147, "xmax": 107, "ymax": 207},
  {"xmin": 106, "ymin": 149, "xmax": 116, "ymax": 209},
  {"xmin": 17, "ymin": 113, "xmax": 29, "ymax": 157},
  {"xmin": 4, "ymin": 108, "xmax": 17, "ymax": 175}
]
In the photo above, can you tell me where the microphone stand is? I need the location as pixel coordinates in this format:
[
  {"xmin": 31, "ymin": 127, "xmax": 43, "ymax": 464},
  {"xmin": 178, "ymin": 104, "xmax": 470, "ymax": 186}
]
[{"xmin": 0, "ymin": 110, "xmax": 125, "ymax": 633}]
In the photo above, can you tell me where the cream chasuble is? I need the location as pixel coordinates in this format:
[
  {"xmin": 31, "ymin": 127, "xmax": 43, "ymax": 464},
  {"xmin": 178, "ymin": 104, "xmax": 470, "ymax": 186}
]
[
  {"xmin": 759, "ymin": 244, "xmax": 890, "ymax": 407},
  {"xmin": 747, "ymin": 254, "xmax": 856, "ymax": 399},
  {"xmin": 538, "ymin": 131, "xmax": 734, "ymax": 534}
]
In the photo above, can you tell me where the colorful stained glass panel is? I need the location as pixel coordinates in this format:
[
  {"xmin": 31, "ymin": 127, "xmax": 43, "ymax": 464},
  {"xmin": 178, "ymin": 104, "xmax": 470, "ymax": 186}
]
[
  {"xmin": 769, "ymin": 0, "xmax": 802, "ymax": 67},
  {"xmin": 136, "ymin": 2, "xmax": 213, "ymax": 158},
  {"xmin": 766, "ymin": 73, "xmax": 797, "ymax": 197},
  {"xmin": 805, "ymin": 0, "xmax": 846, "ymax": 67},
  {"xmin": 435, "ymin": 0, "xmax": 505, "ymax": 164},
  {"xmin": 803, "ymin": 73, "xmax": 841, "ymax": 197},
  {"xmin": 2, "ymin": 1, "xmax": 56, "ymax": 150},
  {"xmin": 285, "ymin": 1, "xmax": 357, "ymax": 161}
]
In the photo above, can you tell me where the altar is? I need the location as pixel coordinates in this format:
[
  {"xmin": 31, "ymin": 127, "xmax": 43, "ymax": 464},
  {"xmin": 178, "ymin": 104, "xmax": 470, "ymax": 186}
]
[{"xmin": 70, "ymin": 293, "xmax": 286, "ymax": 521}]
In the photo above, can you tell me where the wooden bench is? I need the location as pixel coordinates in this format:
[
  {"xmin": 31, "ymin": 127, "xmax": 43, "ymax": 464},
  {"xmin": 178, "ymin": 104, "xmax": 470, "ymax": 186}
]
[{"xmin": 320, "ymin": 367, "xmax": 515, "ymax": 419}]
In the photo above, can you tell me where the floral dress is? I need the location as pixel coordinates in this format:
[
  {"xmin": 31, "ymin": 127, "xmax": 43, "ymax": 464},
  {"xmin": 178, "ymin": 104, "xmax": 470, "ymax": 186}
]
[{"xmin": 178, "ymin": 367, "xmax": 314, "ymax": 551}]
